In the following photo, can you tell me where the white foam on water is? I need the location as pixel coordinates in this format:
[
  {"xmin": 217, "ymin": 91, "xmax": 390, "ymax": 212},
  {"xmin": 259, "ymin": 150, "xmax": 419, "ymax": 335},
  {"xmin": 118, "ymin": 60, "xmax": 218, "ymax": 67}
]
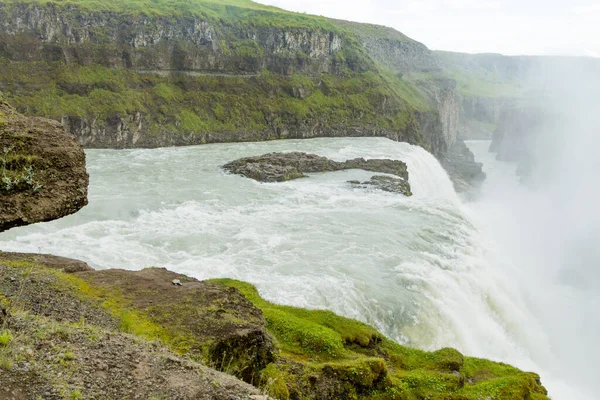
[{"xmin": 0, "ymin": 137, "xmax": 592, "ymax": 399}]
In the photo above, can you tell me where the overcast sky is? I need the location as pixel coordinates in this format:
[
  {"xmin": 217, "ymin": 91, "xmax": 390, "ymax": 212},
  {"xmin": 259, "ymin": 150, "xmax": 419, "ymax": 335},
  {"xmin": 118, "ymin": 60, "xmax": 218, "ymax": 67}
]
[{"xmin": 257, "ymin": 0, "xmax": 600, "ymax": 57}]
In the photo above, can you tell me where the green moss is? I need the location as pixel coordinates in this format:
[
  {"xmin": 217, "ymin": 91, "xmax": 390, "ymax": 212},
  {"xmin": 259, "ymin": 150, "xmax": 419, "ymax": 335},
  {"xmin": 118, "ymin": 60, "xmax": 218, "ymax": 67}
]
[
  {"xmin": 2, "ymin": 260, "xmax": 174, "ymax": 347},
  {"xmin": 0, "ymin": 330, "xmax": 13, "ymax": 347},
  {"xmin": 0, "ymin": 145, "xmax": 44, "ymax": 193},
  {"xmin": 1, "ymin": 62, "xmax": 422, "ymax": 141},
  {"xmin": 212, "ymin": 279, "xmax": 550, "ymax": 400},
  {"xmin": 261, "ymin": 363, "xmax": 291, "ymax": 400},
  {"xmin": 322, "ymin": 357, "xmax": 387, "ymax": 388},
  {"xmin": 210, "ymin": 279, "xmax": 381, "ymax": 360}
]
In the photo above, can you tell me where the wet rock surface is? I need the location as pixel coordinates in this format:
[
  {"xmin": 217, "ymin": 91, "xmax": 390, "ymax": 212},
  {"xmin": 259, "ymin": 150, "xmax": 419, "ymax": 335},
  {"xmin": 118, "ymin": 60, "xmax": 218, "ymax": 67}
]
[
  {"xmin": 223, "ymin": 152, "xmax": 412, "ymax": 196},
  {"xmin": 442, "ymin": 139, "xmax": 486, "ymax": 194},
  {"xmin": 349, "ymin": 175, "xmax": 412, "ymax": 195}
]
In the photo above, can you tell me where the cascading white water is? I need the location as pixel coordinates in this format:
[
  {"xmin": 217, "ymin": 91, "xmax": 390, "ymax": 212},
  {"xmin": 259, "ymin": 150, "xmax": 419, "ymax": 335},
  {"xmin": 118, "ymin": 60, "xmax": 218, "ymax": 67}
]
[{"xmin": 0, "ymin": 137, "xmax": 592, "ymax": 399}]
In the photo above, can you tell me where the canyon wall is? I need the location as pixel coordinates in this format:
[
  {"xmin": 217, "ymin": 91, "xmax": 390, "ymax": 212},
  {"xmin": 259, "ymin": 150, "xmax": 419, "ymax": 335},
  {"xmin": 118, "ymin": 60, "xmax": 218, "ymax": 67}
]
[{"xmin": 0, "ymin": 0, "xmax": 485, "ymax": 189}]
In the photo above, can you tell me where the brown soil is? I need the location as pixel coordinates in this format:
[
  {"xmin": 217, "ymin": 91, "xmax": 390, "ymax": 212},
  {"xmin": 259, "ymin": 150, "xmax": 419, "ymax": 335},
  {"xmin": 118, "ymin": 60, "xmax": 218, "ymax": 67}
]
[{"xmin": 0, "ymin": 253, "xmax": 272, "ymax": 400}]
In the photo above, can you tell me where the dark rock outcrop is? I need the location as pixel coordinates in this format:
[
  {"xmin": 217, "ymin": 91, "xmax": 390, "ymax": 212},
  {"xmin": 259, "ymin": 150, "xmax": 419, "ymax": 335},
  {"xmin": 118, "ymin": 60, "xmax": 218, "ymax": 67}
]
[
  {"xmin": 0, "ymin": 96, "xmax": 89, "ymax": 232},
  {"xmin": 77, "ymin": 267, "xmax": 276, "ymax": 383},
  {"xmin": 443, "ymin": 139, "xmax": 486, "ymax": 194},
  {"xmin": 223, "ymin": 152, "xmax": 412, "ymax": 196},
  {"xmin": 349, "ymin": 175, "xmax": 412, "ymax": 195}
]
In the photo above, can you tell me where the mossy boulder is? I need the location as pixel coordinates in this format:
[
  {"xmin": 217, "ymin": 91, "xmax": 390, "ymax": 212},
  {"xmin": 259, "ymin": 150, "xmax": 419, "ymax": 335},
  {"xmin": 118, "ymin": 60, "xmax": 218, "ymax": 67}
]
[
  {"xmin": 0, "ymin": 97, "xmax": 88, "ymax": 232},
  {"xmin": 213, "ymin": 279, "xmax": 550, "ymax": 400}
]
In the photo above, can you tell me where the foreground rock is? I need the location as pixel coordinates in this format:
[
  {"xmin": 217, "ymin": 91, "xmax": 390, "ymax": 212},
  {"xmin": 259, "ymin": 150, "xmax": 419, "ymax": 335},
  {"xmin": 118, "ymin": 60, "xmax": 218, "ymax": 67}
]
[
  {"xmin": 0, "ymin": 96, "xmax": 88, "ymax": 232},
  {"xmin": 223, "ymin": 152, "xmax": 412, "ymax": 196},
  {"xmin": 0, "ymin": 253, "xmax": 549, "ymax": 400},
  {"xmin": 0, "ymin": 254, "xmax": 273, "ymax": 400}
]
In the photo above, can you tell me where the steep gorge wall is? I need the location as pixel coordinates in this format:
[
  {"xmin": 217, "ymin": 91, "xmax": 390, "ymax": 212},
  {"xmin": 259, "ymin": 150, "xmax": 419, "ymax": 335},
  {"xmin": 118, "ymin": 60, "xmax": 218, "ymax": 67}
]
[
  {"xmin": 460, "ymin": 96, "xmax": 510, "ymax": 139},
  {"xmin": 0, "ymin": 1, "xmax": 462, "ymax": 158},
  {"xmin": 0, "ymin": 0, "xmax": 492, "ymax": 193},
  {"xmin": 0, "ymin": 2, "xmax": 351, "ymax": 75},
  {"xmin": 0, "ymin": 2, "xmax": 430, "ymax": 148},
  {"xmin": 336, "ymin": 25, "xmax": 486, "ymax": 190}
]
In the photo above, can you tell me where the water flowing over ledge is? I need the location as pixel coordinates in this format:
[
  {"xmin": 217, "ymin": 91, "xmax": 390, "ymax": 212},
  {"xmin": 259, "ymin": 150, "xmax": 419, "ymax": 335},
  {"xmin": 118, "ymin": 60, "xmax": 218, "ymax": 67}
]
[{"xmin": 0, "ymin": 137, "xmax": 590, "ymax": 398}]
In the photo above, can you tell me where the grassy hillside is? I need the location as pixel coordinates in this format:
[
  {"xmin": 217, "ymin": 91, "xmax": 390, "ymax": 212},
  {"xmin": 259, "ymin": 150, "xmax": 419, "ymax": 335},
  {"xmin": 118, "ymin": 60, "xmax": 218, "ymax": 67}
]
[
  {"xmin": 3, "ymin": 0, "xmax": 341, "ymax": 30},
  {"xmin": 215, "ymin": 278, "xmax": 550, "ymax": 400},
  {"xmin": 0, "ymin": 0, "xmax": 443, "ymax": 150},
  {"xmin": 1, "ymin": 62, "xmax": 423, "ymax": 142}
]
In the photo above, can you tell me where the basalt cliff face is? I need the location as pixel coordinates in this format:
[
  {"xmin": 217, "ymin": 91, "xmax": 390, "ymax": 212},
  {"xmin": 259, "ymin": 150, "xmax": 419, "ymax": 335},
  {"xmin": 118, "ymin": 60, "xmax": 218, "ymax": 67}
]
[
  {"xmin": 0, "ymin": 3, "xmax": 349, "ymax": 75},
  {"xmin": 0, "ymin": 0, "xmax": 485, "ymax": 191}
]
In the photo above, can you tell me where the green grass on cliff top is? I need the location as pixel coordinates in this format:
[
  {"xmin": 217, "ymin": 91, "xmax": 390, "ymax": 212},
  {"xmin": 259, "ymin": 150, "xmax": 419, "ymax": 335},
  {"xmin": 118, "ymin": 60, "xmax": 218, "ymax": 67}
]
[
  {"xmin": 2, "ymin": 0, "xmax": 341, "ymax": 31},
  {"xmin": 213, "ymin": 279, "xmax": 550, "ymax": 400}
]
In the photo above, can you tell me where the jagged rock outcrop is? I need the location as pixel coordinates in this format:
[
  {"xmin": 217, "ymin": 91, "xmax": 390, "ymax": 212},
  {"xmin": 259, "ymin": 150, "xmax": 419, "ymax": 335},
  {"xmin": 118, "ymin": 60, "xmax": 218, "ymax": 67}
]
[
  {"xmin": 223, "ymin": 152, "xmax": 412, "ymax": 196},
  {"xmin": 0, "ymin": 3, "xmax": 350, "ymax": 75},
  {"xmin": 443, "ymin": 139, "xmax": 486, "ymax": 194},
  {"xmin": 349, "ymin": 175, "xmax": 413, "ymax": 195},
  {"xmin": 0, "ymin": 95, "xmax": 88, "ymax": 232}
]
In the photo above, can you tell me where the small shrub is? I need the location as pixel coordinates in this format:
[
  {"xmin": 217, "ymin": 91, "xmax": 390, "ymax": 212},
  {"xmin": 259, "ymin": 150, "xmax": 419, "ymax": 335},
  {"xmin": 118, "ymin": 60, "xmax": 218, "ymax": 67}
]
[
  {"xmin": 69, "ymin": 390, "xmax": 83, "ymax": 400},
  {"xmin": 0, "ymin": 330, "xmax": 13, "ymax": 347},
  {"xmin": 0, "ymin": 357, "xmax": 13, "ymax": 370}
]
